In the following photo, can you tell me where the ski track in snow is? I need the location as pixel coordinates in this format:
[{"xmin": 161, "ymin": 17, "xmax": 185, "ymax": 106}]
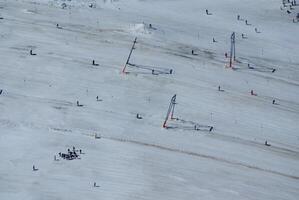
[{"xmin": 98, "ymin": 136, "xmax": 299, "ymax": 180}]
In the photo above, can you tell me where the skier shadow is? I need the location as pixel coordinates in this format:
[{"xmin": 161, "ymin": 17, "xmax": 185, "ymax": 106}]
[
  {"xmin": 166, "ymin": 118, "xmax": 213, "ymax": 132},
  {"xmin": 233, "ymin": 65, "xmax": 276, "ymax": 73},
  {"xmin": 250, "ymin": 67, "xmax": 276, "ymax": 73},
  {"xmin": 127, "ymin": 63, "xmax": 173, "ymax": 75}
]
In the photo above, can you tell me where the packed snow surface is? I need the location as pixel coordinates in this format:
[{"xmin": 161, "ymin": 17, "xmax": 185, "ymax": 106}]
[{"xmin": 0, "ymin": 0, "xmax": 299, "ymax": 199}]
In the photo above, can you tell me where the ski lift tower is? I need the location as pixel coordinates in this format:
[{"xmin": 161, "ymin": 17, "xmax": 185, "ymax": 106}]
[
  {"xmin": 229, "ymin": 32, "xmax": 236, "ymax": 68},
  {"xmin": 122, "ymin": 37, "xmax": 137, "ymax": 74},
  {"xmin": 162, "ymin": 94, "xmax": 177, "ymax": 128}
]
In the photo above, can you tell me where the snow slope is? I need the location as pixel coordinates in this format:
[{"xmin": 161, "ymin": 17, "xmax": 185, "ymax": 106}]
[{"xmin": 0, "ymin": 0, "xmax": 299, "ymax": 199}]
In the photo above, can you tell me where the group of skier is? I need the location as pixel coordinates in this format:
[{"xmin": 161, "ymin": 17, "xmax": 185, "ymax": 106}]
[{"xmin": 58, "ymin": 146, "xmax": 82, "ymax": 161}]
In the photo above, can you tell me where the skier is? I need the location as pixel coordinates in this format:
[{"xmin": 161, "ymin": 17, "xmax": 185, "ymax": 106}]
[
  {"xmin": 213, "ymin": 38, "xmax": 216, "ymax": 42},
  {"xmin": 237, "ymin": 15, "xmax": 240, "ymax": 20},
  {"xmin": 225, "ymin": 52, "xmax": 228, "ymax": 58},
  {"xmin": 206, "ymin": 9, "xmax": 209, "ymax": 15},
  {"xmin": 245, "ymin": 20, "xmax": 248, "ymax": 25},
  {"xmin": 272, "ymin": 68, "xmax": 276, "ymax": 73},
  {"xmin": 149, "ymin": 24, "xmax": 152, "ymax": 29},
  {"xmin": 250, "ymin": 90, "xmax": 254, "ymax": 95},
  {"xmin": 248, "ymin": 63, "xmax": 254, "ymax": 69},
  {"xmin": 79, "ymin": 149, "xmax": 82, "ymax": 154},
  {"xmin": 96, "ymin": 96, "xmax": 99, "ymax": 101},
  {"xmin": 33, "ymin": 165, "xmax": 38, "ymax": 171},
  {"xmin": 30, "ymin": 49, "xmax": 36, "ymax": 55},
  {"xmin": 191, "ymin": 50, "xmax": 194, "ymax": 55},
  {"xmin": 218, "ymin": 85, "xmax": 221, "ymax": 91},
  {"xmin": 265, "ymin": 141, "xmax": 271, "ymax": 146},
  {"xmin": 0, "ymin": 89, "xmax": 2, "ymax": 95},
  {"xmin": 242, "ymin": 33, "xmax": 245, "ymax": 38},
  {"xmin": 272, "ymin": 99, "xmax": 276, "ymax": 105},
  {"xmin": 76, "ymin": 101, "xmax": 80, "ymax": 106},
  {"xmin": 169, "ymin": 69, "xmax": 173, "ymax": 74}
]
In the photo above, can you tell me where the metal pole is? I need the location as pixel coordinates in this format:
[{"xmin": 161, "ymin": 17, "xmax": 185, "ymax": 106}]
[
  {"xmin": 229, "ymin": 32, "xmax": 235, "ymax": 68},
  {"xmin": 232, "ymin": 32, "xmax": 236, "ymax": 61},
  {"xmin": 170, "ymin": 95, "xmax": 177, "ymax": 119}
]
